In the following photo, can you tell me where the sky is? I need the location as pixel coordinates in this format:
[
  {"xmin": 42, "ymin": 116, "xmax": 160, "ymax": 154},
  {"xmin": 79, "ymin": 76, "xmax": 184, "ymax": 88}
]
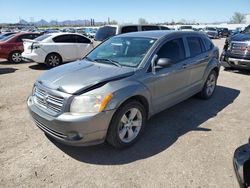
[{"xmin": 1, "ymin": 0, "xmax": 250, "ymax": 24}]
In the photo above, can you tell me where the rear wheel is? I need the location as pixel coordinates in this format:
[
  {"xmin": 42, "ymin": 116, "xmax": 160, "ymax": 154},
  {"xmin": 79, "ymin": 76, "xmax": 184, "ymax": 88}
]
[
  {"xmin": 106, "ymin": 100, "xmax": 146, "ymax": 149},
  {"xmin": 9, "ymin": 51, "xmax": 22, "ymax": 63},
  {"xmin": 197, "ymin": 70, "xmax": 218, "ymax": 99},
  {"xmin": 45, "ymin": 53, "xmax": 62, "ymax": 68}
]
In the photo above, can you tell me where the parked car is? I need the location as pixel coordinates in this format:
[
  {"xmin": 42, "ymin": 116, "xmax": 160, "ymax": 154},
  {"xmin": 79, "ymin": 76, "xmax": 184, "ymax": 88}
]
[
  {"xmin": 22, "ymin": 33, "xmax": 93, "ymax": 67},
  {"xmin": 217, "ymin": 28, "xmax": 229, "ymax": 37},
  {"xmin": 94, "ymin": 24, "xmax": 170, "ymax": 44},
  {"xmin": 0, "ymin": 32, "xmax": 41, "ymax": 63},
  {"xmin": 220, "ymin": 25, "xmax": 250, "ymax": 70},
  {"xmin": 203, "ymin": 27, "xmax": 219, "ymax": 39},
  {"xmin": 27, "ymin": 31, "xmax": 220, "ymax": 148},
  {"xmin": 0, "ymin": 32, "xmax": 17, "ymax": 40},
  {"xmin": 177, "ymin": 25, "xmax": 194, "ymax": 31},
  {"xmin": 233, "ymin": 137, "xmax": 250, "ymax": 188}
]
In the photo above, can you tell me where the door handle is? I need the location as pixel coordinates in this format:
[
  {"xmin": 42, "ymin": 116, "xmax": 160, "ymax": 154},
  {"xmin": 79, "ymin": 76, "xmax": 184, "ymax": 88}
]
[{"xmin": 182, "ymin": 64, "xmax": 188, "ymax": 69}]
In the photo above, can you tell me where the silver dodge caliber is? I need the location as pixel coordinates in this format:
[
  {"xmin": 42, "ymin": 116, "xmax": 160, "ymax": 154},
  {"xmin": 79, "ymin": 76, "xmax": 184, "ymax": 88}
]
[{"xmin": 27, "ymin": 31, "xmax": 220, "ymax": 148}]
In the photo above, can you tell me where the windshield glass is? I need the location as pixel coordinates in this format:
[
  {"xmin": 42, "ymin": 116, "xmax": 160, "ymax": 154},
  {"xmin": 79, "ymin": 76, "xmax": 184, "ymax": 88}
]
[
  {"xmin": 86, "ymin": 37, "xmax": 156, "ymax": 67},
  {"xmin": 35, "ymin": 34, "xmax": 51, "ymax": 42},
  {"xmin": 243, "ymin": 25, "xmax": 250, "ymax": 34},
  {"xmin": 95, "ymin": 26, "xmax": 116, "ymax": 41},
  {"xmin": 180, "ymin": 26, "xmax": 192, "ymax": 30},
  {"xmin": 207, "ymin": 27, "xmax": 217, "ymax": 31}
]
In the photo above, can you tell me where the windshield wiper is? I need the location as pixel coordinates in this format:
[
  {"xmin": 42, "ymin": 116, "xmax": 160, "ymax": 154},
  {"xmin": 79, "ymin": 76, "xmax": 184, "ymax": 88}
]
[{"xmin": 93, "ymin": 58, "xmax": 122, "ymax": 67}]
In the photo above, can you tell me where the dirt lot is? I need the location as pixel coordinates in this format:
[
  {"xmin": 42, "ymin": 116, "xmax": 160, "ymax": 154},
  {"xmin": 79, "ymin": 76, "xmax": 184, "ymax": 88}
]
[{"xmin": 0, "ymin": 38, "xmax": 249, "ymax": 188}]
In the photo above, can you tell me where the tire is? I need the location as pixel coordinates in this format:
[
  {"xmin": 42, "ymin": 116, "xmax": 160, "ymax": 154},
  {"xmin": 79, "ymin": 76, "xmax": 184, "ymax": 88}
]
[
  {"xmin": 197, "ymin": 70, "xmax": 218, "ymax": 99},
  {"xmin": 9, "ymin": 51, "xmax": 22, "ymax": 63},
  {"xmin": 106, "ymin": 100, "xmax": 147, "ymax": 149},
  {"xmin": 45, "ymin": 53, "xmax": 62, "ymax": 68}
]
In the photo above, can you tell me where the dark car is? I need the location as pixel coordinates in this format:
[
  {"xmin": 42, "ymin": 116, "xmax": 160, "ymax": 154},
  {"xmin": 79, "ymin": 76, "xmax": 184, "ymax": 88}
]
[
  {"xmin": 233, "ymin": 138, "xmax": 250, "ymax": 188},
  {"xmin": 27, "ymin": 31, "xmax": 220, "ymax": 148},
  {"xmin": 220, "ymin": 25, "xmax": 250, "ymax": 70},
  {"xmin": 0, "ymin": 32, "xmax": 41, "ymax": 63},
  {"xmin": 217, "ymin": 28, "xmax": 229, "ymax": 37}
]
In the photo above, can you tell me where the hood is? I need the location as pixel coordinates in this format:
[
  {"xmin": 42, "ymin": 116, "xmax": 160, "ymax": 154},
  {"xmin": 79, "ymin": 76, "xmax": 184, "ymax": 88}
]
[
  {"xmin": 229, "ymin": 33, "xmax": 250, "ymax": 42},
  {"xmin": 37, "ymin": 60, "xmax": 134, "ymax": 94}
]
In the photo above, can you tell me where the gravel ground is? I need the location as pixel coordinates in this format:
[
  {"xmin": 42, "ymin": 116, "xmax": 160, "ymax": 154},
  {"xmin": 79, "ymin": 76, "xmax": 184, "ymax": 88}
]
[{"xmin": 0, "ymin": 38, "xmax": 249, "ymax": 188}]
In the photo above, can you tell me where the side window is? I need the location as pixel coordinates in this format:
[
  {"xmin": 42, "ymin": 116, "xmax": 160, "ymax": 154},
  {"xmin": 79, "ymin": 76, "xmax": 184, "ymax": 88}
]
[
  {"xmin": 203, "ymin": 37, "xmax": 214, "ymax": 51},
  {"xmin": 53, "ymin": 35, "xmax": 76, "ymax": 43},
  {"xmin": 160, "ymin": 26, "xmax": 170, "ymax": 30},
  {"xmin": 157, "ymin": 38, "xmax": 186, "ymax": 63},
  {"xmin": 16, "ymin": 34, "xmax": 31, "ymax": 42},
  {"xmin": 121, "ymin": 26, "xmax": 138, "ymax": 33},
  {"xmin": 142, "ymin": 26, "xmax": 160, "ymax": 31},
  {"xmin": 75, "ymin": 35, "xmax": 91, "ymax": 43},
  {"xmin": 187, "ymin": 37, "xmax": 203, "ymax": 57}
]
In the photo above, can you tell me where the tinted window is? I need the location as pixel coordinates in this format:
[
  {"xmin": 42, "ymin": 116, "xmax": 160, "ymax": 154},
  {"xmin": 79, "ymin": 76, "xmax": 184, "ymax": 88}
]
[
  {"xmin": 160, "ymin": 26, "xmax": 170, "ymax": 30},
  {"xmin": 187, "ymin": 37, "xmax": 203, "ymax": 57},
  {"xmin": 35, "ymin": 34, "xmax": 52, "ymax": 42},
  {"xmin": 121, "ymin": 26, "xmax": 138, "ymax": 33},
  {"xmin": 95, "ymin": 26, "xmax": 116, "ymax": 41},
  {"xmin": 76, "ymin": 35, "xmax": 91, "ymax": 43},
  {"xmin": 157, "ymin": 38, "xmax": 186, "ymax": 63},
  {"xmin": 53, "ymin": 35, "xmax": 76, "ymax": 43},
  {"xmin": 142, "ymin": 26, "xmax": 160, "ymax": 31},
  {"xmin": 203, "ymin": 37, "xmax": 214, "ymax": 51}
]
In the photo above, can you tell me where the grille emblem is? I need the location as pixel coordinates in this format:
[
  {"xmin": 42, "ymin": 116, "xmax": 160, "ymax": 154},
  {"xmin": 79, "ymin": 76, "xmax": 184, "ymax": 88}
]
[{"xmin": 43, "ymin": 93, "xmax": 49, "ymax": 108}]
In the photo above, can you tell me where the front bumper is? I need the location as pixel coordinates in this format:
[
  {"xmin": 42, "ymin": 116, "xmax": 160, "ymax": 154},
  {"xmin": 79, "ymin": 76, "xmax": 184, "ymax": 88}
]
[
  {"xmin": 27, "ymin": 95, "xmax": 116, "ymax": 146},
  {"xmin": 220, "ymin": 51, "xmax": 250, "ymax": 70},
  {"xmin": 233, "ymin": 143, "xmax": 250, "ymax": 188}
]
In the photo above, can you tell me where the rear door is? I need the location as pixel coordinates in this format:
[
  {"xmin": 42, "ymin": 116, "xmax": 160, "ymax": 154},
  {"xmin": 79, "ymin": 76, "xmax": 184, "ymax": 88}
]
[
  {"xmin": 52, "ymin": 34, "xmax": 78, "ymax": 61},
  {"xmin": 184, "ymin": 36, "xmax": 208, "ymax": 89},
  {"xmin": 75, "ymin": 35, "xmax": 92, "ymax": 58}
]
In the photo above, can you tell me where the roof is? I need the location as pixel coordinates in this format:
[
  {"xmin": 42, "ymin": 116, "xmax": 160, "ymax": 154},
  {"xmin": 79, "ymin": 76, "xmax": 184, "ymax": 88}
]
[{"xmin": 116, "ymin": 30, "xmax": 201, "ymax": 39}]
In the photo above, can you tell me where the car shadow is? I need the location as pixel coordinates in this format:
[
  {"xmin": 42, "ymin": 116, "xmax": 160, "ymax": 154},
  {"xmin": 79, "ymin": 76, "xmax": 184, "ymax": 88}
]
[
  {"xmin": 29, "ymin": 64, "xmax": 49, "ymax": 70},
  {"xmin": 224, "ymin": 68, "xmax": 250, "ymax": 76},
  {"xmin": 0, "ymin": 68, "xmax": 18, "ymax": 75},
  {"xmin": 48, "ymin": 85, "xmax": 240, "ymax": 165},
  {"xmin": 0, "ymin": 60, "xmax": 32, "ymax": 65}
]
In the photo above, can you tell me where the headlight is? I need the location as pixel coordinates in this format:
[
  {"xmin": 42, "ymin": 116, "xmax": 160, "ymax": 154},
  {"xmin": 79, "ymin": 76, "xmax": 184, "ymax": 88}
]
[{"xmin": 70, "ymin": 93, "xmax": 112, "ymax": 113}]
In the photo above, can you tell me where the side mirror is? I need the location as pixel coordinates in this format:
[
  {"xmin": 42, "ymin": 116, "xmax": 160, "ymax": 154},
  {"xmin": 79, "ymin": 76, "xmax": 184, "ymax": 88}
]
[{"xmin": 156, "ymin": 58, "xmax": 172, "ymax": 68}]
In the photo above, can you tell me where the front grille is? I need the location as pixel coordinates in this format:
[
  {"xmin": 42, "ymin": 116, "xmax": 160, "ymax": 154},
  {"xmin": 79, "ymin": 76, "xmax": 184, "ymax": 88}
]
[
  {"xmin": 230, "ymin": 42, "xmax": 250, "ymax": 56},
  {"xmin": 33, "ymin": 118, "xmax": 67, "ymax": 139},
  {"xmin": 34, "ymin": 86, "xmax": 64, "ymax": 114}
]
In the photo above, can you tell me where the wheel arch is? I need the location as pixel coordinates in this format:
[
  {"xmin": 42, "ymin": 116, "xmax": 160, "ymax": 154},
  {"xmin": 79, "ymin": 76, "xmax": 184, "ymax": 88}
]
[{"xmin": 45, "ymin": 52, "xmax": 63, "ymax": 63}]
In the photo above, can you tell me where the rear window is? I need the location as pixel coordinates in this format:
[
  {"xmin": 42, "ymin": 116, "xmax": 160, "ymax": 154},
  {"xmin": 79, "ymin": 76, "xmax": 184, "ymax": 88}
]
[
  {"xmin": 95, "ymin": 26, "xmax": 116, "ymax": 41},
  {"xmin": 0, "ymin": 34, "xmax": 15, "ymax": 41},
  {"xmin": 207, "ymin": 27, "xmax": 217, "ymax": 31},
  {"xmin": 203, "ymin": 37, "xmax": 214, "ymax": 51},
  {"xmin": 121, "ymin": 26, "xmax": 138, "ymax": 34},
  {"xmin": 35, "ymin": 34, "xmax": 52, "ymax": 42},
  {"xmin": 187, "ymin": 37, "xmax": 203, "ymax": 57},
  {"xmin": 16, "ymin": 34, "xmax": 40, "ymax": 42},
  {"xmin": 160, "ymin": 26, "xmax": 170, "ymax": 30},
  {"xmin": 141, "ymin": 26, "xmax": 160, "ymax": 31}
]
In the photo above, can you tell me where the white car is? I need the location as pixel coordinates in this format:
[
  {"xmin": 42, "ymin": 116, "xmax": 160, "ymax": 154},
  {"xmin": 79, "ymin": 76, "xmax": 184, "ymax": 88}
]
[{"xmin": 22, "ymin": 33, "xmax": 93, "ymax": 67}]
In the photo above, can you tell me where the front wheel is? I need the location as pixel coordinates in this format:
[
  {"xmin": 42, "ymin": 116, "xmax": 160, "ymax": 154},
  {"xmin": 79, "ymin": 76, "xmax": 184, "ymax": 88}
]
[
  {"xmin": 106, "ymin": 100, "xmax": 147, "ymax": 149},
  {"xmin": 197, "ymin": 70, "xmax": 218, "ymax": 99}
]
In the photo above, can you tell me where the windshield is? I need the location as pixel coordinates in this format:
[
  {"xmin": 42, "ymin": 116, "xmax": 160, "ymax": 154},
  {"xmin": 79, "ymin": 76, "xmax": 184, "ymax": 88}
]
[
  {"xmin": 180, "ymin": 26, "xmax": 192, "ymax": 30},
  {"xmin": 207, "ymin": 27, "xmax": 217, "ymax": 31},
  {"xmin": 86, "ymin": 37, "xmax": 156, "ymax": 67},
  {"xmin": 35, "ymin": 34, "xmax": 51, "ymax": 41},
  {"xmin": 95, "ymin": 26, "xmax": 116, "ymax": 41},
  {"xmin": 243, "ymin": 25, "xmax": 250, "ymax": 34}
]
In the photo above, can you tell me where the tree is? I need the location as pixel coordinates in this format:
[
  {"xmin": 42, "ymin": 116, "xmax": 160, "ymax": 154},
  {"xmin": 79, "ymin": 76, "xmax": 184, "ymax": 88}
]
[
  {"xmin": 231, "ymin": 12, "xmax": 245, "ymax": 24},
  {"xmin": 110, "ymin": 20, "xmax": 118, "ymax": 25},
  {"xmin": 138, "ymin": 18, "xmax": 148, "ymax": 24}
]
